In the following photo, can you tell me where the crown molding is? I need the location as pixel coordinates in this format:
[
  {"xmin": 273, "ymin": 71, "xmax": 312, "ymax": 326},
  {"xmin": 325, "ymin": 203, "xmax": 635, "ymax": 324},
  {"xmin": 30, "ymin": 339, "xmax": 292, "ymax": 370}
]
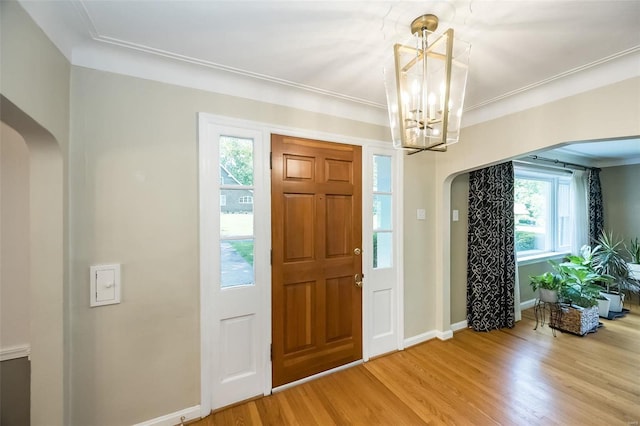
[
  {"xmin": 462, "ymin": 47, "xmax": 640, "ymax": 128},
  {"xmin": 71, "ymin": 41, "xmax": 391, "ymax": 127},
  {"xmin": 72, "ymin": 36, "xmax": 639, "ymax": 131},
  {"xmin": 19, "ymin": 0, "xmax": 640, "ymax": 130}
]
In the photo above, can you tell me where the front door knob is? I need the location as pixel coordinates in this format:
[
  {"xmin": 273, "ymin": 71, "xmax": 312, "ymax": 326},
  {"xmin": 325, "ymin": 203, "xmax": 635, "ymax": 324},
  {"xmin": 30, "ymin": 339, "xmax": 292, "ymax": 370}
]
[{"xmin": 355, "ymin": 273, "xmax": 363, "ymax": 288}]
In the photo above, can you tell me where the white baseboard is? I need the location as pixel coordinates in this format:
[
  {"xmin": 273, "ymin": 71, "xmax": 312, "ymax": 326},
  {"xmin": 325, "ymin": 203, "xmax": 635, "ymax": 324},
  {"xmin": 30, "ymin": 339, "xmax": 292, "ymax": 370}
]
[
  {"xmin": 437, "ymin": 330, "xmax": 453, "ymax": 340},
  {"xmin": 451, "ymin": 320, "xmax": 468, "ymax": 332},
  {"xmin": 133, "ymin": 405, "xmax": 201, "ymax": 426},
  {"xmin": 404, "ymin": 324, "xmax": 464, "ymax": 348},
  {"xmin": 0, "ymin": 344, "xmax": 31, "ymax": 362},
  {"xmin": 520, "ymin": 298, "xmax": 536, "ymax": 310},
  {"xmin": 404, "ymin": 330, "xmax": 438, "ymax": 348}
]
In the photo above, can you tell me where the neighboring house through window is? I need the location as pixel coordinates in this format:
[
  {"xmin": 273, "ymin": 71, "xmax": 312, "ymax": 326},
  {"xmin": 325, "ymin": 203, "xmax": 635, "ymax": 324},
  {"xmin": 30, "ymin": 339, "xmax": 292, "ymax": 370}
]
[
  {"xmin": 220, "ymin": 164, "xmax": 253, "ymax": 213},
  {"xmin": 219, "ymin": 136, "xmax": 256, "ymax": 287}
]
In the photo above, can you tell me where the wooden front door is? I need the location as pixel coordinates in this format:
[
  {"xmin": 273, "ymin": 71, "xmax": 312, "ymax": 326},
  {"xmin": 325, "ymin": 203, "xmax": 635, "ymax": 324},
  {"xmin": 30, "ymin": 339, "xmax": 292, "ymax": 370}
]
[{"xmin": 271, "ymin": 134, "xmax": 362, "ymax": 387}]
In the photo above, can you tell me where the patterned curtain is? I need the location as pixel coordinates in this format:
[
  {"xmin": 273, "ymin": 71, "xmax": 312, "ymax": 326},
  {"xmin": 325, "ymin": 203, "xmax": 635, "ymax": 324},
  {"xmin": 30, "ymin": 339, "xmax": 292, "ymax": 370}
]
[
  {"xmin": 588, "ymin": 168, "xmax": 604, "ymax": 244},
  {"xmin": 467, "ymin": 162, "xmax": 515, "ymax": 331}
]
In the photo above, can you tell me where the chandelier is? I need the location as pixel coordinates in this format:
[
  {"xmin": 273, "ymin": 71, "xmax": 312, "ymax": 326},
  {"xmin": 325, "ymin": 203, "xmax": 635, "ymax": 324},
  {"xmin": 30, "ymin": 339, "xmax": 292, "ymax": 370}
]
[{"xmin": 385, "ymin": 14, "xmax": 471, "ymax": 152}]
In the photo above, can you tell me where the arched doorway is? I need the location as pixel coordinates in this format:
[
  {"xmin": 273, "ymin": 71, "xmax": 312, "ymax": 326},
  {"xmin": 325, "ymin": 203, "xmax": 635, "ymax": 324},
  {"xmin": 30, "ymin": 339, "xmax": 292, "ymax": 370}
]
[{"xmin": 1, "ymin": 95, "xmax": 65, "ymax": 425}]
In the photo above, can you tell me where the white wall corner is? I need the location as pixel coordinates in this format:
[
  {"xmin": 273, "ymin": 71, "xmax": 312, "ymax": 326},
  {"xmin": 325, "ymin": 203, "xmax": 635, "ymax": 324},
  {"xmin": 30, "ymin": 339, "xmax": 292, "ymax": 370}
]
[
  {"xmin": 450, "ymin": 320, "xmax": 468, "ymax": 332},
  {"xmin": 403, "ymin": 330, "xmax": 438, "ymax": 348},
  {"xmin": 0, "ymin": 344, "xmax": 31, "ymax": 362},
  {"xmin": 132, "ymin": 405, "xmax": 201, "ymax": 426}
]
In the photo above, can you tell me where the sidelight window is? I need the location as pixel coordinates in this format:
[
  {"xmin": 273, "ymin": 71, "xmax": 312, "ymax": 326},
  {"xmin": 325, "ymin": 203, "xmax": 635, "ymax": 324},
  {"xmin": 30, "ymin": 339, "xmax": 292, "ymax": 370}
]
[
  {"xmin": 219, "ymin": 136, "xmax": 255, "ymax": 287},
  {"xmin": 372, "ymin": 155, "xmax": 393, "ymax": 269}
]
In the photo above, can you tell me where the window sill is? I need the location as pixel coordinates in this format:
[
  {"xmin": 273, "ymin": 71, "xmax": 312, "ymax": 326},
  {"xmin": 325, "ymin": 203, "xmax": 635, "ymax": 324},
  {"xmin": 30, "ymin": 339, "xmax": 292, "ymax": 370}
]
[{"xmin": 517, "ymin": 251, "xmax": 569, "ymax": 266}]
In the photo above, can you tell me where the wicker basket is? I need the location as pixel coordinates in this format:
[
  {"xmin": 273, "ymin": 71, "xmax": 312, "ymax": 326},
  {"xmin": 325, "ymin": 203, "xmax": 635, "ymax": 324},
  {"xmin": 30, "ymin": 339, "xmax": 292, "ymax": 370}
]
[{"xmin": 554, "ymin": 304, "xmax": 599, "ymax": 336}]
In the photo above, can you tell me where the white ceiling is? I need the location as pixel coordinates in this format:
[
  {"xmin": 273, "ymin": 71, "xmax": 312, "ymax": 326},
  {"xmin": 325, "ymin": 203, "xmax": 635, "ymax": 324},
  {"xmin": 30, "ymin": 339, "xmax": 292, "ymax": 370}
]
[{"xmin": 18, "ymin": 0, "xmax": 640, "ymax": 161}]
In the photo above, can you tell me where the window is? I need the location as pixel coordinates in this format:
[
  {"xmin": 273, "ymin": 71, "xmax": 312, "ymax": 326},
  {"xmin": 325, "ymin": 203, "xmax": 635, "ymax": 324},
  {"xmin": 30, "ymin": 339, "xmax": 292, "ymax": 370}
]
[
  {"xmin": 219, "ymin": 136, "xmax": 255, "ymax": 287},
  {"xmin": 372, "ymin": 155, "xmax": 393, "ymax": 269},
  {"xmin": 514, "ymin": 166, "xmax": 572, "ymax": 260}
]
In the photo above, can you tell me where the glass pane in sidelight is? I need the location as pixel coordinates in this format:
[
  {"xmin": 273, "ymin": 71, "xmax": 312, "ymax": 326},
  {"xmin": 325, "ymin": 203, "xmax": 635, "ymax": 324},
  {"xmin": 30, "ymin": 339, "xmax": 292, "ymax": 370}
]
[
  {"xmin": 220, "ymin": 239, "xmax": 255, "ymax": 288},
  {"xmin": 373, "ymin": 232, "xmax": 393, "ymax": 269},
  {"xmin": 373, "ymin": 155, "xmax": 392, "ymax": 192},
  {"xmin": 373, "ymin": 194, "xmax": 392, "ymax": 230},
  {"xmin": 220, "ymin": 136, "xmax": 253, "ymax": 186},
  {"xmin": 220, "ymin": 189, "xmax": 254, "ymax": 238}
]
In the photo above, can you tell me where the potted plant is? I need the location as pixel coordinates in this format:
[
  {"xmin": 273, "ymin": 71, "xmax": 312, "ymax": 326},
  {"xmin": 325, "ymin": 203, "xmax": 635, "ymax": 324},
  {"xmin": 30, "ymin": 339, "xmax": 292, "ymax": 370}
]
[
  {"xmin": 563, "ymin": 244, "xmax": 611, "ymax": 317},
  {"xmin": 626, "ymin": 237, "xmax": 640, "ymax": 280},
  {"xmin": 596, "ymin": 293, "xmax": 611, "ymax": 318},
  {"xmin": 591, "ymin": 232, "xmax": 639, "ymax": 312},
  {"xmin": 529, "ymin": 271, "xmax": 561, "ymax": 303},
  {"xmin": 529, "ymin": 246, "xmax": 608, "ymax": 334},
  {"xmin": 554, "ymin": 259, "xmax": 604, "ymax": 308},
  {"xmin": 552, "ymin": 248, "xmax": 609, "ymax": 334}
]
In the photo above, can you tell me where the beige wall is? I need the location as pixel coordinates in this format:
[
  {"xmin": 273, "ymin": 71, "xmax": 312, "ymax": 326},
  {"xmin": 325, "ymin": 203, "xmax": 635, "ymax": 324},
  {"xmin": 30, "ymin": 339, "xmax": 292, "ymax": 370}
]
[
  {"xmin": 450, "ymin": 173, "xmax": 468, "ymax": 324},
  {"xmin": 433, "ymin": 77, "xmax": 640, "ymax": 331},
  {"xmin": 0, "ymin": 1, "xmax": 70, "ymax": 152},
  {"xmin": 601, "ymin": 163, "xmax": 640, "ymax": 241},
  {"xmin": 0, "ymin": 1, "xmax": 70, "ymax": 424},
  {"xmin": 0, "ymin": 123, "xmax": 30, "ymax": 349},
  {"xmin": 68, "ymin": 66, "xmax": 390, "ymax": 425},
  {"xmin": 403, "ymin": 154, "xmax": 438, "ymax": 335}
]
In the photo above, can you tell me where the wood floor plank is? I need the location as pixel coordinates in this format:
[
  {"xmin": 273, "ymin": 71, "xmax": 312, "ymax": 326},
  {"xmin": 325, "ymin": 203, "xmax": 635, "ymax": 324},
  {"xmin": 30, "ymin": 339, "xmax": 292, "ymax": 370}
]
[{"xmin": 199, "ymin": 306, "xmax": 640, "ymax": 425}]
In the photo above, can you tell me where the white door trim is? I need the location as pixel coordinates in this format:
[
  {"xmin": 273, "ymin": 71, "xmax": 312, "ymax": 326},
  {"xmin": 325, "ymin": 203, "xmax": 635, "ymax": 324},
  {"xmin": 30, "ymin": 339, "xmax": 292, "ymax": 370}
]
[
  {"xmin": 198, "ymin": 113, "xmax": 403, "ymax": 414},
  {"xmin": 362, "ymin": 145, "xmax": 404, "ymax": 360},
  {"xmin": 198, "ymin": 115, "xmax": 272, "ymax": 415}
]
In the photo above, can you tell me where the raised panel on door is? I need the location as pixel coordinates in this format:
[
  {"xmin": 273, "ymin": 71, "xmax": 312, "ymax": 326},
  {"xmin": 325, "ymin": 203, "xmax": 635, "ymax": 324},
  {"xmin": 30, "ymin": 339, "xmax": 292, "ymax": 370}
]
[
  {"xmin": 325, "ymin": 195, "xmax": 353, "ymax": 258},
  {"xmin": 283, "ymin": 194, "xmax": 315, "ymax": 262},
  {"xmin": 325, "ymin": 276, "xmax": 354, "ymax": 342},
  {"xmin": 283, "ymin": 281, "xmax": 315, "ymax": 353},
  {"xmin": 220, "ymin": 314, "xmax": 257, "ymax": 382}
]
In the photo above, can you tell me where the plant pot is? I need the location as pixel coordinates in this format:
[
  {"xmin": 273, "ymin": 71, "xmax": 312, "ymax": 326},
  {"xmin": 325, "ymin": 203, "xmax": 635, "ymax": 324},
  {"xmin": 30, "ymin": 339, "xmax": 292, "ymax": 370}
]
[
  {"xmin": 628, "ymin": 263, "xmax": 640, "ymax": 280},
  {"xmin": 555, "ymin": 304, "xmax": 599, "ymax": 336},
  {"xmin": 597, "ymin": 296, "xmax": 611, "ymax": 318},
  {"xmin": 600, "ymin": 291, "xmax": 624, "ymax": 313},
  {"xmin": 538, "ymin": 288, "xmax": 558, "ymax": 303}
]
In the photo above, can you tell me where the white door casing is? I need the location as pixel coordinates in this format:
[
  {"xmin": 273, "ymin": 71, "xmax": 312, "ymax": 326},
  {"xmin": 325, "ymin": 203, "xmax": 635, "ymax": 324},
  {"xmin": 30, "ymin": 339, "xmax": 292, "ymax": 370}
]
[
  {"xmin": 362, "ymin": 145, "xmax": 404, "ymax": 359},
  {"xmin": 199, "ymin": 115, "xmax": 270, "ymax": 413},
  {"xmin": 199, "ymin": 113, "xmax": 403, "ymax": 412}
]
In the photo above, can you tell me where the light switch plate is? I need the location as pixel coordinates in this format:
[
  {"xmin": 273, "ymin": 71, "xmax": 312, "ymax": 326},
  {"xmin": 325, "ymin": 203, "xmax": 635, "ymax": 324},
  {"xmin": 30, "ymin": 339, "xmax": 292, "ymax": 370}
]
[
  {"xmin": 90, "ymin": 264, "xmax": 121, "ymax": 307},
  {"xmin": 452, "ymin": 209, "xmax": 459, "ymax": 222},
  {"xmin": 417, "ymin": 209, "xmax": 426, "ymax": 220}
]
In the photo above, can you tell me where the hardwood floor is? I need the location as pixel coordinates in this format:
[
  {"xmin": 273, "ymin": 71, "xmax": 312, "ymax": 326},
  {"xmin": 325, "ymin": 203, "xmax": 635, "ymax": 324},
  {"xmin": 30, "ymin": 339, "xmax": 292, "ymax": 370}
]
[{"xmin": 195, "ymin": 307, "xmax": 640, "ymax": 425}]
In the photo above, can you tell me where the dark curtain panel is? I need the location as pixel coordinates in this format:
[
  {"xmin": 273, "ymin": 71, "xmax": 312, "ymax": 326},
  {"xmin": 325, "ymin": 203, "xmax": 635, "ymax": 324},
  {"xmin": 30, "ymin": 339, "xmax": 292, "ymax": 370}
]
[
  {"xmin": 467, "ymin": 162, "xmax": 515, "ymax": 331},
  {"xmin": 588, "ymin": 168, "xmax": 604, "ymax": 244}
]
